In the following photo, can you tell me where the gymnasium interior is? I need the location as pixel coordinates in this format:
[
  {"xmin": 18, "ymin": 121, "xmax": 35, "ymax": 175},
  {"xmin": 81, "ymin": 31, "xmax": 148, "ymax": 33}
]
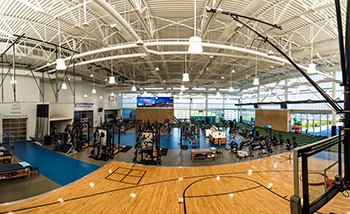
[{"xmin": 1, "ymin": 0, "xmax": 350, "ymax": 213}]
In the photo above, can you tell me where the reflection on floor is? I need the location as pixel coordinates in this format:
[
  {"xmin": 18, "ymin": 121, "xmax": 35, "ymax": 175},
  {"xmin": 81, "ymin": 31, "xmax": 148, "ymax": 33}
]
[{"xmin": 0, "ymin": 154, "xmax": 349, "ymax": 214}]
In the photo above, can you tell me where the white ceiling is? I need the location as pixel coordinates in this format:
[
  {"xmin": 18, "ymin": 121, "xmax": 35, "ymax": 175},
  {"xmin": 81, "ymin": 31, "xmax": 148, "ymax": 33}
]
[{"xmin": 0, "ymin": 0, "xmax": 345, "ymax": 93}]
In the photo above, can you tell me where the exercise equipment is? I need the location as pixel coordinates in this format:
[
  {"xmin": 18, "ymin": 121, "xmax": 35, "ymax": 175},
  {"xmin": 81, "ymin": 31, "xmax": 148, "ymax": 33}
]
[
  {"xmin": 286, "ymin": 136, "xmax": 298, "ymax": 150},
  {"xmin": 89, "ymin": 125, "xmax": 117, "ymax": 161},
  {"xmin": 229, "ymin": 119, "xmax": 238, "ymax": 134},
  {"xmin": 133, "ymin": 125, "xmax": 161, "ymax": 165},
  {"xmin": 161, "ymin": 119, "xmax": 171, "ymax": 134}
]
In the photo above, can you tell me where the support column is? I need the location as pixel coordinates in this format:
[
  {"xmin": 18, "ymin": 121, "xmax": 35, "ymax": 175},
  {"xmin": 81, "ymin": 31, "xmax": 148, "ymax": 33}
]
[{"xmin": 332, "ymin": 71, "xmax": 337, "ymax": 136}]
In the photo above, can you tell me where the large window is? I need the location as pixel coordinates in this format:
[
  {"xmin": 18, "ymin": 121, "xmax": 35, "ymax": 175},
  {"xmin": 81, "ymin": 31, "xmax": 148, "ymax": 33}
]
[
  {"xmin": 290, "ymin": 112, "xmax": 342, "ymax": 137},
  {"xmin": 174, "ymin": 109, "xmax": 190, "ymax": 121},
  {"xmin": 241, "ymin": 110, "xmax": 255, "ymax": 123},
  {"xmin": 122, "ymin": 109, "xmax": 136, "ymax": 119}
]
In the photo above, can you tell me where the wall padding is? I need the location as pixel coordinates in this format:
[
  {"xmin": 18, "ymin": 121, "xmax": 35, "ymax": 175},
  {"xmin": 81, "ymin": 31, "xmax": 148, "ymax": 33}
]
[
  {"xmin": 255, "ymin": 110, "xmax": 291, "ymax": 132},
  {"xmin": 136, "ymin": 109, "xmax": 174, "ymax": 124}
]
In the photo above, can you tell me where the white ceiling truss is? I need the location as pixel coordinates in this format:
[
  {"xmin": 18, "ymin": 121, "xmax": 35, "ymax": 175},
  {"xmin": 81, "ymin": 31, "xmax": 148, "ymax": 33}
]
[{"xmin": 0, "ymin": 0, "xmax": 346, "ymax": 93}]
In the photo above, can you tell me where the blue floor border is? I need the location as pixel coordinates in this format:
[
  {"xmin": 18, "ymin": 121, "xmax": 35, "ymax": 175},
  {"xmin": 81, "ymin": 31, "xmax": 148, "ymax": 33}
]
[{"xmin": 3, "ymin": 142, "xmax": 100, "ymax": 186}]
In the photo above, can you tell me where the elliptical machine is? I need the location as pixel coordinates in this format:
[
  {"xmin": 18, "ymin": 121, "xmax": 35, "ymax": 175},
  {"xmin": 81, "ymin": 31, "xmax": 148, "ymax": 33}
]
[{"xmin": 286, "ymin": 136, "xmax": 298, "ymax": 150}]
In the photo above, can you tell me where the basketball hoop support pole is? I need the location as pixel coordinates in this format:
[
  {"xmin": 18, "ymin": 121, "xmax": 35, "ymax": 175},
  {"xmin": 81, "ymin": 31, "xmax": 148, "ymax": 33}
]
[{"xmin": 338, "ymin": 0, "xmax": 350, "ymax": 189}]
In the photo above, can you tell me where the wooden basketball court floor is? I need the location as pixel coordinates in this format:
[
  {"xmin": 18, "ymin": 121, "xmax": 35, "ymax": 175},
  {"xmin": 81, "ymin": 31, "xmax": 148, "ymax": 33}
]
[{"xmin": 0, "ymin": 153, "xmax": 349, "ymax": 214}]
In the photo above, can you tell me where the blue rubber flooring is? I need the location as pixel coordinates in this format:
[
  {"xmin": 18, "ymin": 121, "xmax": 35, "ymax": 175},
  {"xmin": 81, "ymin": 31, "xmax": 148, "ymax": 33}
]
[
  {"xmin": 3, "ymin": 142, "xmax": 100, "ymax": 186},
  {"xmin": 115, "ymin": 128, "xmax": 227, "ymax": 149}
]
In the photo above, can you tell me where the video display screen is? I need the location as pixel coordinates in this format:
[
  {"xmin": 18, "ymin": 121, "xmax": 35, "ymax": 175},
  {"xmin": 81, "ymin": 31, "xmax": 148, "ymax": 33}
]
[
  {"xmin": 137, "ymin": 97, "xmax": 155, "ymax": 107},
  {"xmin": 155, "ymin": 97, "xmax": 174, "ymax": 107}
]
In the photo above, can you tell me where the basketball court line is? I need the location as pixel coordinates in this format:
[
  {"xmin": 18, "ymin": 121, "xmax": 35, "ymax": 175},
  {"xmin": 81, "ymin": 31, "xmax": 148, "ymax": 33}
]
[{"xmin": 0, "ymin": 168, "xmax": 295, "ymax": 214}]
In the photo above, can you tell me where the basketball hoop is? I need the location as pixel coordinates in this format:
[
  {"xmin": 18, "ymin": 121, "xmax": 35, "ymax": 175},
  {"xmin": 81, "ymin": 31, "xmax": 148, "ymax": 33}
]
[{"xmin": 299, "ymin": 172, "xmax": 328, "ymax": 186}]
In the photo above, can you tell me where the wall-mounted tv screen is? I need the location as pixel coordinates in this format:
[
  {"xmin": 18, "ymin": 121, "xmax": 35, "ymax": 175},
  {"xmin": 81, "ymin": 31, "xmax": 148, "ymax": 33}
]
[
  {"xmin": 155, "ymin": 97, "xmax": 174, "ymax": 107},
  {"xmin": 137, "ymin": 97, "xmax": 155, "ymax": 107}
]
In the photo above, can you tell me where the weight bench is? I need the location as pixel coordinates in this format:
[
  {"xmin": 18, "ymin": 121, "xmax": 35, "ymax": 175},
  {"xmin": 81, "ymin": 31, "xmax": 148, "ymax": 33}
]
[{"xmin": 0, "ymin": 162, "xmax": 31, "ymax": 180}]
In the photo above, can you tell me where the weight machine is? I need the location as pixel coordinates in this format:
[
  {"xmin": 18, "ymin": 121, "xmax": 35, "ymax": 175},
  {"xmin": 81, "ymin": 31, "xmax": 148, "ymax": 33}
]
[{"xmin": 133, "ymin": 125, "xmax": 161, "ymax": 165}]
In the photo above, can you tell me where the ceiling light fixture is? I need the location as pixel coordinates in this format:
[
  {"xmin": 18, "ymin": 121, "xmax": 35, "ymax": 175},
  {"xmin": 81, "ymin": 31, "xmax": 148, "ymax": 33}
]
[
  {"xmin": 136, "ymin": 39, "xmax": 144, "ymax": 46},
  {"xmin": 183, "ymin": 53, "xmax": 190, "ymax": 82},
  {"xmin": 84, "ymin": 94, "xmax": 87, "ymax": 98},
  {"xmin": 83, "ymin": 0, "xmax": 89, "ymax": 27},
  {"xmin": 188, "ymin": 0, "xmax": 202, "ymax": 54},
  {"xmin": 267, "ymin": 50, "xmax": 274, "ymax": 56},
  {"xmin": 307, "ymin": 25, "xmax": 317, "ymax": 74},
  {"xmin": 155, "ymin": 67, "xmax": 160, "ymax": 71},
  {"xmin": 231, "ymin": 69, "xmax": 235, "ymax": 73},
  {"xmin": 229, "ymin": 86, "xmax": 234, "ymax": 92},
  {"xmin": 132, "ymin": 65, "xmax": 137, "ymax": 91},
  {"xmin": 62, "ymin": 82, "xmax": 67, "ymax": 89},
  {"xmin": 181, "ymin": 85, "xmax": 185, "ymax": 91},
  {"xmin": 56, "ymin": 17, "xmax": 66, "ymax": 71},
  {"xmin": 109, "ymin": 52, "xmax": 115, "ymax": 84},
  {"xmin": 92, "ymin": 74, "xmax": 96, "ymax": 93},
  {"xmin": 253, "ymin": 56, "xmax": 259, "ymax": 86},
  {"xmin": 183, "ymin": 73, "xmax": 189, "ymax": 82},
  {"xmin": 111, "ymin": 92, "xmax": 114, "ymax": 96}
]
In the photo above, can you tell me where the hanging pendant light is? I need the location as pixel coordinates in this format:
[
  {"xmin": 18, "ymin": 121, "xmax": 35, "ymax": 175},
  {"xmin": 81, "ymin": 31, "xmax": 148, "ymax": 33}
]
[
  {"xmin": 131, "ymin": 65, "xmax": 137, "ymax": 91},
  {"xmin": 109, "ymin": 52, "xmax": 115, "ymax": 84},
  {"xmin": 267, "ymin": 50, "xmax": 274, "ymax": 56},
  {"xmin": 253, "ymin": 56, "xmax": 259, "ymax": 86},
  {"xmin": 183, "ymin": 73, "xmax": 189, "ymax": 82},
  {"xmin": 181, "ymin": 85, "xmax": 185, "ymax": 91},
  {"xmin": 111, "ymin": 92, "xmax": 115, "ymax": 96},
  {"xmin": 62, "ymin": 83, "xmax": 67, "ymax": 89},
  {"xmin": 56, "ymin": 17, "xmax": 66, "ymax": 71},
  {"xmin": 307, "ymin": 25, "xmax": 317, "ymax": 74},
  {"xmin": 136, "ymin": 39, "xmax": 144, "ymax": 46},
  {"xmin": 84, "ymin": 94, "xmax": 87, "ymax": 97},
  {"xmin": 307, "ymin": 63, "xmax": 317, "ymax": 74},
  {"xmin": 183, "ymin": 54, "xmax": 190, "ymax": 82},
  {"xmin": 253, "ymin": 78, "xmax": 259, "ymax": 86},
  {"xmin": 56, "ymin": 58, "xmax": 66, "ymax": 70},
  {"xmin": 92, "ymin": 74, "xmax": 96, "ymax": 93},
  {"xmin": 229, "ymin": 86, "xmax": 234, "ymax": 92},
  {"xmin": 188, "ymin": 0, "xmax": 202, "ymax": 54},
  {"xmin": 83, "ymin": 0, "xmax": 89, "ymax": 27}
]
